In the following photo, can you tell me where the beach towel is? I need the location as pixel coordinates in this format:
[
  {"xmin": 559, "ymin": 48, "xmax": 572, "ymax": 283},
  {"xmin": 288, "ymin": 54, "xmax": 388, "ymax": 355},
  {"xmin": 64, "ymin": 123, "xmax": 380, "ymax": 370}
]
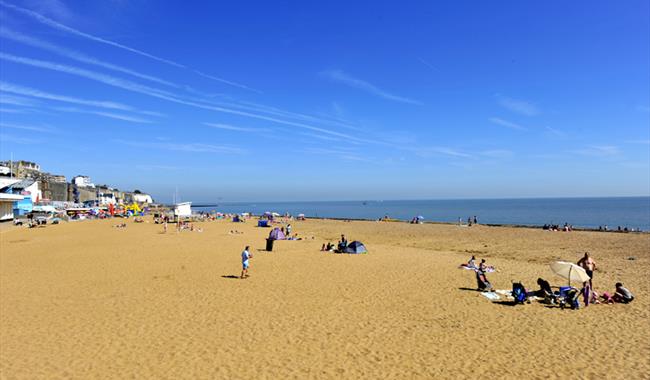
[
  {"xmin": 458, "ymin": 265, "xmax": 495, "ymax": 273},
  {"xmin": 481, "ymin": 292, "xmax": 500, "ymax": 301}
]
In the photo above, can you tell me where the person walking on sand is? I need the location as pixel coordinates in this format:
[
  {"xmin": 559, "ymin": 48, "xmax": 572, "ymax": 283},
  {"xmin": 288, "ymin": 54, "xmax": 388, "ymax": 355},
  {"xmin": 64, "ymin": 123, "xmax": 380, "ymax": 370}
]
[
  {"xmin": 286, "ymin": 223, "xmax": 292, "ymax": 236},
  {"xmin": 241, "ymin": 246, "xmax": 252, "ymax": 279},
  {"xmin": 163, "ymin": 219, "xmax": 168, "ymax": 233},
  {"xmin": 577, "ymin": 252, "xmax": 596, "ymax": 288}
]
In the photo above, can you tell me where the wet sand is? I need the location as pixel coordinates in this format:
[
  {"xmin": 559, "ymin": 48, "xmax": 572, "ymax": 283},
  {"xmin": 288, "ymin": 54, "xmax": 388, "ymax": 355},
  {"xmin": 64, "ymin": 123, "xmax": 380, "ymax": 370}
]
[{"xmin": 1, "ymin": 218, "xmax": 648, "ymax": 379}]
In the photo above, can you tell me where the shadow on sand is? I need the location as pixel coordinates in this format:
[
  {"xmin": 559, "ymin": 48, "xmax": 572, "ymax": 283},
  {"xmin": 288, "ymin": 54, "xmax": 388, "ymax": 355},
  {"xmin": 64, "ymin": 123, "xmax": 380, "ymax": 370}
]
[
  {"xmin": 492, "ymin": 300, "xmax": 518, "ymax": 307},
  {"xmin": 221, "ymin": 275, "xmax": 240, "ymax": 279},
  {"xmin": 458, "ymin": 287, "xmax": 481, "ymax": 292}
]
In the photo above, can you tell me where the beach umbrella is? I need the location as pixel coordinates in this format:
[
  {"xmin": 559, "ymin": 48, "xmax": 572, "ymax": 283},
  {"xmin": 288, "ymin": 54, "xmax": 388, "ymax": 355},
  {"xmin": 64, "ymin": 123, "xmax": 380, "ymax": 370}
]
[
  {"xmin": 417, "ymin": 215, "xmax": 424, "ymax": 220},
  {"xmin": 550, "ymin": 261, "xmax": 590, "ymax": 285}
]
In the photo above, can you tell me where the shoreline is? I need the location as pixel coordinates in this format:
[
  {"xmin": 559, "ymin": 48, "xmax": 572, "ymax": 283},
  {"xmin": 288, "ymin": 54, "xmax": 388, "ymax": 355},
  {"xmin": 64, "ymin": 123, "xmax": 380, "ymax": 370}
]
[{"xmin": 223, "ymin": 213, "xmax": 649, "ymax": 234}]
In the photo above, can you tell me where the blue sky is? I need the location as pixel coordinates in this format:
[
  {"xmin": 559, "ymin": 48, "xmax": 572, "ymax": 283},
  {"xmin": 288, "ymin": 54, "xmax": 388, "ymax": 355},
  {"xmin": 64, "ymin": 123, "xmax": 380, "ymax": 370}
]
[{"xmin": 0, "ymin": 0, "xmax": 648, "ymax": 202}]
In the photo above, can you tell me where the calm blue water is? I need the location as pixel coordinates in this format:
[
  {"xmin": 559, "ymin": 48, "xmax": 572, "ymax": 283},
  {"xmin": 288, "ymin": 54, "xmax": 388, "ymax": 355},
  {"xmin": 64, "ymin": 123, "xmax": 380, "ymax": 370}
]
[{"xmin": 194, "ymin": 197, "xmax": 650, "ymax": 231}]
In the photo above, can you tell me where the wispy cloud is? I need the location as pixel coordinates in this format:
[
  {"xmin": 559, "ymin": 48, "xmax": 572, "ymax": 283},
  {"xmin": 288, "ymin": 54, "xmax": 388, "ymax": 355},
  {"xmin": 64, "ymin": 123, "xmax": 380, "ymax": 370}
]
[
  {"xmin": 0, "ymin": 54, "xmax": 371, "ymax": 142},
  {"xmin": 480, "ymin": 149, "xmax": 513, "ymax": 158},
  {"xmin": 0, "ymin": 122, "xmax": 55, "ymax": 133},
  {"xmin": 23, "ymin": 0, "xmax": 73, "ymax": 21},
  {"xmin": 0, "ymin": 92, "xmax": 39, "ymax": 107},
  {"xmin": 624, "ymin": 139, "xmax": 650, "ymax": 145},
  {"xmin": 496, "ymin": 95, "xmax": 540, "ymax": 116},
  {"xmin": 321, "ymin": 70, "xmax": 422, "ymax": 105},
  {"xmin": 0, "ymin": 1, "xmax": 260, "ymax": 92},
  {"xmin": 113, "ymin": 139, "xmax": 246, "ymax": 154},
  {"xmin": 0, "ymin": 108, "xmax": 29, "ymax": 113},
  {"xmin": 544, "ymin": 126, "xmax": 566, "ymax": 137},
  {"xmin": 0, "ymin": 133, "xmax": 41, "ymax": 144},
  {"xmin": 194, "ymin": 71, "xmax": 262, "ymax": 94},
  {"xmin": 302, "ymin": 147, "xmax": 372, "ymax": 162},
  {"xmin": 413, "ymin": 146, "xmax": 471, "ymax": 158},
  {"xmin": 0, "ymin": 1, "xmax": 185, "ymax": 68},
  {"xmin": 488, "ymin": 117, "xmax": 527, "ymax": 131},
  {"xmin": 52, "ymin": 107, "xmax": 153, "ymax": 124},
  {"xmin": 572, "ymin": 145, "xmax": 620, "ymax": 157},
  {"xmin": 0, "ymin": 81, "xmax": 152, "ymax": 114},
  {"xmin": 298, "ymin": 132, "xmax": 346, "ymax": 143},
  {"xmin": 418, "ymin": 57, "xmax": 438, "ymax": 71},
  {"xmin": 0, "ymin": 27, "xmax": 177, "ymax": 87},
  {"xmin": 203, "ymin": 122, "xmax": 268, "ymax": 133}
]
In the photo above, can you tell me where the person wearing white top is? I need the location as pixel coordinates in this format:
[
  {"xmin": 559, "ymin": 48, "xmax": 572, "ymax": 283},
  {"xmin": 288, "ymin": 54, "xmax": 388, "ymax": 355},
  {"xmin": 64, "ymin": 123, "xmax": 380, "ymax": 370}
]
[{"xmin": 241, "ymin": 246, "xmax": 252, "ymax": 279}]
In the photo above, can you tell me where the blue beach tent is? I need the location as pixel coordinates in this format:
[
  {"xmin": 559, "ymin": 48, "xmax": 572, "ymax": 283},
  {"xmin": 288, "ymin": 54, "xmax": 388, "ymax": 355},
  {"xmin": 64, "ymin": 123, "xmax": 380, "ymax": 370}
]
[
  {"xmin": 344, "ymin": 241, "xmax": 367, "ymax": 254},
  {"xmin": 258, "ymin": 220, "xmax": 270, "ymax": 227}
]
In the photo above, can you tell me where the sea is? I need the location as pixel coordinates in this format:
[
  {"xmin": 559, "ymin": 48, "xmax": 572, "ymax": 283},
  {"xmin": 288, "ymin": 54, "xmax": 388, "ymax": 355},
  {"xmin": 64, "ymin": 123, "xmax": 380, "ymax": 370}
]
[{"xmin": 193, "ymin": 197, "xmax": 650, "ymax": 231}]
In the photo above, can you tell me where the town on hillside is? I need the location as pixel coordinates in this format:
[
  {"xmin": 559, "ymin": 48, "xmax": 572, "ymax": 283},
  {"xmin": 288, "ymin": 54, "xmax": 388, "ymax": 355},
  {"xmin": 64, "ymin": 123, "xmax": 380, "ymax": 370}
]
[{"xmin": 0, "ymin": 160, "xmax": 155, "ymax": 223}]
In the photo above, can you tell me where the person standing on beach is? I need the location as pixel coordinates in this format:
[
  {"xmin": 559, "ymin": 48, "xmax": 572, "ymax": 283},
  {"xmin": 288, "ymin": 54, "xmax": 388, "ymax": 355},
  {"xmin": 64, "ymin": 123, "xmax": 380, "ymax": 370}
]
[
  {"xmin": 241, "ymin": 246, "xmax": 252, "ymax": 279},
  {"xmin": 577, "ymin": 252, "xmax": 596, "ymax": 288},
  {"xmin": 286, "ymin": 224, "xmax": 292, "ymax": 236}
]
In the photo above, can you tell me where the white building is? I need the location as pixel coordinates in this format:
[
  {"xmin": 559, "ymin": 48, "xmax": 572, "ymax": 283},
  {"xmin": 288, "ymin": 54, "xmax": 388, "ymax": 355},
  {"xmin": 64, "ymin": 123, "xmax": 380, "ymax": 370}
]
[
  {"xmin": 133, "ymin": 193, "xmax": 153, "ymax": 204},
  {"xmin": 0, "ymin": 178, "xmax": 41, "ymax": 203},
  {"xmin": 72, "ymin": 175, "xmax": 95, "ymax": 188},
  {"xmin": 97, "ymin": 193, "xmax": 117, "ymax": 205},
  {"xmin": 174, "ymin": 202, "xmax": 192, "ymax": 218}
]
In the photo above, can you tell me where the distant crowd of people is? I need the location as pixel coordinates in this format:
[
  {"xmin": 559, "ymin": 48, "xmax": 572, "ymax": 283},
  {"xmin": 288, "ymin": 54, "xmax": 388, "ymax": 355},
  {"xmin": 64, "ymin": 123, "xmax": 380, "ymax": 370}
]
[
  {"xmin": 458, "ymin": 216, "xmax": 479, "ymax": 226},
  {"xmin": 543, "ymin": 223, "xmax": 574, "ymax": 231}
]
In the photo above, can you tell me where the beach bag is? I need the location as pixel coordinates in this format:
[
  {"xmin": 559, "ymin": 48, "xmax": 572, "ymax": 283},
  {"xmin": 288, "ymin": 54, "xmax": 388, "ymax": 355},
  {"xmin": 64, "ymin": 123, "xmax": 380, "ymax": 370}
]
[{"xmin": 512, "ymin": 282, "xmax": 527, "ymax": 304}]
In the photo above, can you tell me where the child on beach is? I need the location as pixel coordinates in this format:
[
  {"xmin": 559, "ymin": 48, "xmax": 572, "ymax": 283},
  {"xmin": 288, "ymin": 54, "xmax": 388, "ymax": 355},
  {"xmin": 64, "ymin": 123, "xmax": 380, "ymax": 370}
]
[{"xmin": 241, "ymin": 246, "xmax": 252, "ymax": 279}]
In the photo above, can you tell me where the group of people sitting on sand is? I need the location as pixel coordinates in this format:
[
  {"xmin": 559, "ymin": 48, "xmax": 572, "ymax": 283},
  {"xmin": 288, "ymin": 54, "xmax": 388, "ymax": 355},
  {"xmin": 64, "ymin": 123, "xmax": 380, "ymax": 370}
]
[
  {"xmin": 462, "ymin": 252, "xmax": 635, "ymax": 308},
  {"xmin": 320, "ymin": 234, "xmax": 349, "ymax": 253},
  {"xmin": 533, "ymin": 277, "xmax": 634, "ymax": 308},
  {"xmin": 176, "ymin": 221, "xmax": 202, "ymax": 233}
]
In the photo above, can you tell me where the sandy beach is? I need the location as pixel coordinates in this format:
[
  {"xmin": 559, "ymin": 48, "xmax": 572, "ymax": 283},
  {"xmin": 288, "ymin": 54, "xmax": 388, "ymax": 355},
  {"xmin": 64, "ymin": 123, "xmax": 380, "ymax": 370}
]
[{"xmin": 1, "ymin": 218, "xmax": 648, "ymax": 379}]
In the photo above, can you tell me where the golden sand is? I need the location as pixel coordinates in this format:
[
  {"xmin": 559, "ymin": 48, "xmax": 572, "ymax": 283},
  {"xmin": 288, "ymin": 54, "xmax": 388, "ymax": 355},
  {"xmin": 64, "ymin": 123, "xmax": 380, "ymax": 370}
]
[{"xmin": 1, "ymin": 218, "xmax": 649, "ymax": 379}]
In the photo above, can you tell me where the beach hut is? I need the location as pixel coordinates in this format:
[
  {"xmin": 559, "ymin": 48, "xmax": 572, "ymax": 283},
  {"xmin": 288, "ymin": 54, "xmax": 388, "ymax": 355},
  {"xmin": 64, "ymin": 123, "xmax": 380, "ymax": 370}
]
[
  {"xmin": 174, "ymin": 202, "xmax": 192, "ymax": 218},
  {"xmin": 344, "ymin": 241, "xmax": 367, "ymax": 254}
]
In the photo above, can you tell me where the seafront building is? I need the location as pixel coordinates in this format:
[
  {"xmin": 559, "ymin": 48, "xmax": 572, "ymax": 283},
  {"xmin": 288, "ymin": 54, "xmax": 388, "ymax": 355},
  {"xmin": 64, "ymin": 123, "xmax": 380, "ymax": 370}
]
[
  {"xmin": 72, "ymin": 175, "xmax": 95, "ymax": 188},
  {"xmin": 0, "ymin": 160, "xmax": 154, "ymax": 222}
]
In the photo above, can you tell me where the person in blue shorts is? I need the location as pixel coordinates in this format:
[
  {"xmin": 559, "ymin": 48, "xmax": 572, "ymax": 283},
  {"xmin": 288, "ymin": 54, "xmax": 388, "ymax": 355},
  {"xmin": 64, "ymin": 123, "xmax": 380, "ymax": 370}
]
[{"xmin": 241, "ymin": 246, "xmax": 252, "ymax": 279}]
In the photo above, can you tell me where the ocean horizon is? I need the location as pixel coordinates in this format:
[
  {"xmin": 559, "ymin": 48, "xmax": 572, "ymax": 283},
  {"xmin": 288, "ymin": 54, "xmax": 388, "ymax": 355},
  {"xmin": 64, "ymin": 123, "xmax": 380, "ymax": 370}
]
[{"xmin": 193, "ymin": 196, "xmax": 650, "ymax": 231}]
